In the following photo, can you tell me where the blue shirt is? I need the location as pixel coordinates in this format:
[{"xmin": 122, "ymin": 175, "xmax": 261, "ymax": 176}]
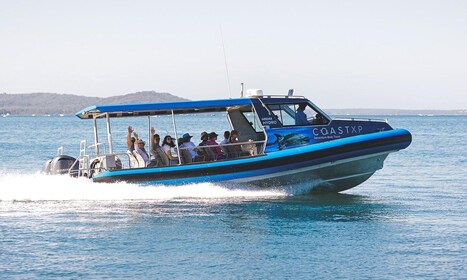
[{"xmin": 295, "ymin": 110, "xmax": 308, "ymax": 125}]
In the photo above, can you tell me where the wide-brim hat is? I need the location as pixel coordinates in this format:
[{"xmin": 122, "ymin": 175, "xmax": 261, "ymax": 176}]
[
  {"xmin": 137, "ymin": 139, "xmax": 145, "ymax": 144},
  {"xmin": 209, "ymin": 132, "xmax": 218, "ymax": 138},
  {"xmin": 182, "ymin": 133, "xmax": 193, "ymax": 139}
]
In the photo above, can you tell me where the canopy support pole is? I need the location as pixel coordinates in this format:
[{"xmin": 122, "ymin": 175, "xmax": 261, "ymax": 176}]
[
  {"xmin": 171, "ymin": 110, "xmax": 181, "ymax": 165},
  {"xmin": 92, "ymin": 116, "xmax": 99, "ymax": 155},
  {"xmin": 106, "ymin": 113, "xmax": 113, "ymax": 154}
]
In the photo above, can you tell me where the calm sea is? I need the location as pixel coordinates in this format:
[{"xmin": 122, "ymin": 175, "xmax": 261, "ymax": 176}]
[{"xmin": 0, "ymin": 115, "xmax": 466, "ymax": 279}]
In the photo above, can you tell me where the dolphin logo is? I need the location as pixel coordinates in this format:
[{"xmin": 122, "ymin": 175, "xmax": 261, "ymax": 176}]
[{"xmin": 270, "ymin": 133, "xmax": 310, "ymax": 150}]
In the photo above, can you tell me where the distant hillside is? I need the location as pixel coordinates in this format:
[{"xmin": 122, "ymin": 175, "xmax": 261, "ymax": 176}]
[
  {"xmin": 1, "ymin": 92, "xmax": 465, "ymax": 115},
  {"xmin": 0, "ymin": 91, "xmax": 187, "ymax": 115}
]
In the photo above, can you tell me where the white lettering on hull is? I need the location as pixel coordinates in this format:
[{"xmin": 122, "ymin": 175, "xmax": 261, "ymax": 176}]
[{"xmin": 313, "ymin": 126, "xmax": 363, "ymax": 140}]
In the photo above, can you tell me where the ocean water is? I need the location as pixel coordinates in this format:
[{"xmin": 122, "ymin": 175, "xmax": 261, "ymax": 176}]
[{"xmin": 0, "ymin": 115, "xmax": 466, "ymax": 279}]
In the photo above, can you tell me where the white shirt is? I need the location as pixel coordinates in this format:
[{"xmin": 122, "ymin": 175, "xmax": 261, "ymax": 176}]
[
  {"xmin": 136, "ymin": 147, "xmax": 150, "ymax": 165},
  {"xmin": 162, "ymin": 144, "xmax": 173, "ymax": 158}
]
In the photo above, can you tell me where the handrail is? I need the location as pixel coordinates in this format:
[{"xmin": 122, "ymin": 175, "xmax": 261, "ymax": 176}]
[
  {"xmin": 253, "ymin": 94, "xmax": 306, "ymax": 99},
  {"xmin": 78, "ymin": 141, "xmax": 268, "ymax": 176},
  {"xmin": 217, "ymin": 140, "xmax": 265, "ymax": 148},
  {"xmin": 170, "ymin": 141, "xmax": 266, "ymax": 163},
  {"xmin": 68, "ymin": 157, "xmax": 80, "ymax": 177},
  {"xmin": 87, "ymin": 142, "xmax": 107, "ymax": 155},
  {"xmin": 332, "ymin": 117, "xmax": 388, "ymax": 123},
  {"xmin": 185, "ymin": 140, "xmax": 266, "ymax": 152}
]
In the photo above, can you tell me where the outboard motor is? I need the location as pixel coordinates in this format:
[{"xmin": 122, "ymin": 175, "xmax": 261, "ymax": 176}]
[
  {"xmin": 42, "ymin": 158, "xmax": 53, "ymax": 175},
  {"xmin": 47, "ymin": 155, "xmax": 79, "ymax": 177}
]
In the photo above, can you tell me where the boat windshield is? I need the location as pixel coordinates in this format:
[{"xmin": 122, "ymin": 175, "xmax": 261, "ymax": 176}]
[{"xmin": 265, "ymin": 102, "xmax": 329, "ymax": 126}]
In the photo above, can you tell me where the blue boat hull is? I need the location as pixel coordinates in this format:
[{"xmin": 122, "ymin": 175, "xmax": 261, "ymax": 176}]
[{"xmin": 92, "ymin": 129, "xmax": 411, "ymax": 192}]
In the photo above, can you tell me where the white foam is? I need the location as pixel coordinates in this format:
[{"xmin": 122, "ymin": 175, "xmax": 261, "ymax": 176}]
[{"xmin": 0, "ymin": 173, "xmax": 287, "ymax": 201}]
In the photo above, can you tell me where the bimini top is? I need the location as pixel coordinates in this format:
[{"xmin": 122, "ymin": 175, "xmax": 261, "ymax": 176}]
[{"xmin": 75, "ymin": 96, "xmax": 308, "ymax": 119}]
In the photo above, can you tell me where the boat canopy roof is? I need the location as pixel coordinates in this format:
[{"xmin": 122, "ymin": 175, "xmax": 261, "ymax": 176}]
[
  {"xmin": 75, "ymin": 96, "xmax": 309, "ymax": 119},
  {"xmin": 75, "ymin": 98, "xmax": 254, "ymax": 119}
]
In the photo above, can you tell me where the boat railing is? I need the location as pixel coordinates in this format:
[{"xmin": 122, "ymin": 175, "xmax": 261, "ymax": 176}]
[
  {"xmin": 177, "ymin": 140, "xmax": 266, "ymax": 163},
  {"xmin": 73, "ymin": 151, "xmax": 135, "ymax": 176},
  {"xmin": 77, "ymin": 140, "xmax": 267, "ymax": 176},
  {"xmin": 252, "ymin": 94, "xmax": 306, "ymax": 99},
  {"xmin": 332, "ymin": 117, "xmax": 389, "ymax": 123},
  {"xmin": 221, "ymin": 140, "xmax": 265, "ymax": 157},
  {"xmin": 87, "ymin": 142, "xmax": 107, "ymax": 156}
]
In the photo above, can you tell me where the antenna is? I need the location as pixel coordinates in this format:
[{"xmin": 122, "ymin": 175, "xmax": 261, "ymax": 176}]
[{"xmin": 219, "ymin": 25, "xmax": 232, "ymax": 98}]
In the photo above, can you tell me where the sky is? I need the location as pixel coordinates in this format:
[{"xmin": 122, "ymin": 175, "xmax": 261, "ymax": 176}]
[{"xmin": 1, "ymin": 0, "xmax": 466, "ymax": 110}]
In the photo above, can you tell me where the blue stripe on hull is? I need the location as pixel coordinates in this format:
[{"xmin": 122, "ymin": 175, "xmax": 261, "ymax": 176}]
[{"xmin": 130, "ymin": 143, "xmax": 401, "ymax": 186}]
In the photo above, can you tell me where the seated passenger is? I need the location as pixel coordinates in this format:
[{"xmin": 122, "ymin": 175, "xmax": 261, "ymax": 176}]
[
  {"xmin": 220, "ymin": 130, "xmax": 230, "ymax": 145},
  {"xmin": 229, "ymin": 130, "xmax": 242, "ymax": 156},
  {"xmin": 229, "ymin": 130, "xmax": 250, "ymax": 157},
  {"xmin": 150, "ymin": 127, "xmax": 161, "ymax": 151},
  {"xmin": 148, "ymin": 128, "xmax": 163, "ymax": 166},
  {"xmin": 161, "ymin": 135, "xmax": 178, "ymax": 161},
  {"xmin": 135, "ymin": 139, "xmax": 151, "ymax": 166},
  {"xmin": 127, "ymin": 126, "xmax": 136, "ymax": 151},
  {"xmin": 219, "ymin": 130, "xmax": 231, "ymax": 158},
  {"xmin": 242, "ymin": 139, "xmax": 257, "ymax": 156},
  {"xmin": 198, "ymin": 131, "xmax": 215, "ymax": 160},
  {"xmin": 177, "ymin": 137, "xmax": 184, "ymax": 147},
  {"xmin": 229, "ymin": 130, "xmax": 240, "ymax": 145},
  {"xmin": 180, "ymin": 133, "xmax": 204, "ymax": 162},
  {"xmin": 206, "ymin": 132, "xmax": 225, "ymax": 160},
  {"xmin": 310, "ymin": 113, "xmax": 327, "ymax": 125},
  {"xmin": 199, "ymin": 131, "xmax": 209, "ymax": 146}
]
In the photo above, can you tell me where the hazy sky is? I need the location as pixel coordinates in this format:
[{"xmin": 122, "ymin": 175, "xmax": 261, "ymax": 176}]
[{"xmin": 1, "ymin": 0, "xmax": 466, "ymax": 109}]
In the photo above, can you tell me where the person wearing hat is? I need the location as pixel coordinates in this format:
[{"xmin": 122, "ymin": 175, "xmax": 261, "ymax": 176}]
[
  {"xmin": 206, "ymin": 132, "xmax": 225, "ymax": 160},
  {"xmin": 199, "ymin": 131, "xmax": 209, "ymax": 146},
  {"xmin": 135, "ymin": 138, "xmax": 151, "ymax": 166},
  {"xmin": 180, "ymin": 133, "xmax": 202, "ymax": 160},
  {"xmin": 182, "ymin": 133, "xmax": 193, "ymax": 140}
]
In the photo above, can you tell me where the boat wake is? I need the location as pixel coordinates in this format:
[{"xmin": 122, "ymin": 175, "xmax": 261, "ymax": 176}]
[{"xmin": 0, "ymin": 172, "xmax": 289, "ymax": 202}]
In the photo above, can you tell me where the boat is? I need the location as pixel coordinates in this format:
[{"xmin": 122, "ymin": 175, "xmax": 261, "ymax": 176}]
[{"xmin": 43, "ymin": 89, "xmax": 412, "ymax": 192}]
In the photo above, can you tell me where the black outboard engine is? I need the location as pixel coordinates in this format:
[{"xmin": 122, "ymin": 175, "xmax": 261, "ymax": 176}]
[
  {"xmin": 42, "ymin": 159, "xmax": 53, "ymax": 175},
  {"xmin": 43, "ymin": 155, "xmax": 79, "ymax": 177}
]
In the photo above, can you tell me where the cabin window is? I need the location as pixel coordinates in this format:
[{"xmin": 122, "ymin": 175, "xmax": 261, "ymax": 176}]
[
  {"xmin": 266, "ymin": 103, "xmax": 327, "ymax": 126},
  {"xmin": 267, "ymin": 104, "xmax": 295, "ymax": 126},
  {"xmin": 241, "ymin": 111, "xmax": 263, "ymax": 132}
]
